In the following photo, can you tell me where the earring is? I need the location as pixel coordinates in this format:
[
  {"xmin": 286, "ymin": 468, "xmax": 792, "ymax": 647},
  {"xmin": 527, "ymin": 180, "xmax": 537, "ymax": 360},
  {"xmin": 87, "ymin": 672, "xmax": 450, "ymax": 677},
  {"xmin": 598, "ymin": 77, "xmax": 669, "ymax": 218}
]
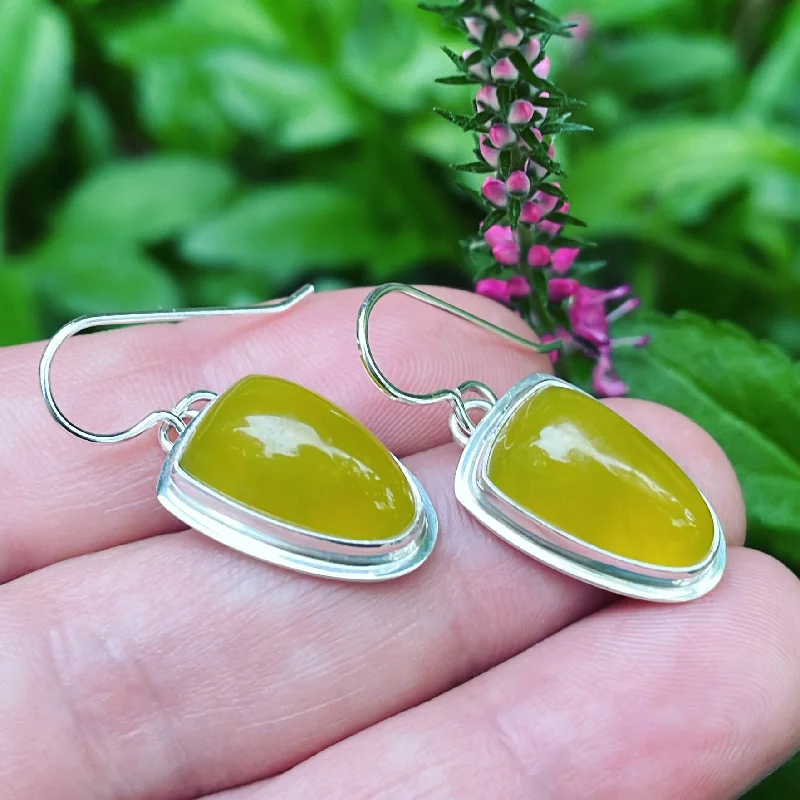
[
  {"xmin": 39, "ymin": 286, "xmax": 436, "ymax": 582},
  {"xmin": 357, "ymin": 283, "xmax": 725, "ymax": 602}
]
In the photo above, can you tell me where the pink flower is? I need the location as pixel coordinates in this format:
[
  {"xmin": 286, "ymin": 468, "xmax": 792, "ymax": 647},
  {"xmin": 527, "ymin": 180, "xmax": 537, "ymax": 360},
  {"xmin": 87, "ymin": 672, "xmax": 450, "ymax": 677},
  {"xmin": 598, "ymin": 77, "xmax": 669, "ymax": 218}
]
[
  {"xmin": 535, "ymin": 187, "xmax": 560, "ymax": 213},
  {"xmin": 520, "ymin": 200, "xmax": 543, "ymax": 224},
  {"xmin": 548, "ymin": 278, "xmax": 580, "ymax": 302},
  {"xmin": 539, "ymin": 201, "xmax": 569, "ymax": 238},
  {"xmin": 479, "ymin": 135, "xmax": 500, "ymax": 168},
  {"xmin": 508, "ymin": 99, "xmax": 535, "ymax": 125},
  {"xmin": 499, "ymin": 28, "xmax": 523, "ymax": 48},
  {"xmin": 551, "ymin": 247, "xmax": 580, "ymax": 273},
  {"xmin": 476, "ymin": 276, "xmax": 530, "ymax": 305},
  {"xmin": 464, "ymin": 16, "xmax": 486, "ymax": 42},
  {"xmin": 484, "ymin": 5, "xmax": 501, "ymax": 21},
  {"xmin": 528, "ymin": 245, "xmax": 551, "ymax": 267},
  {"xmin": 476, "ymin": 85, "xmax": 500, "ymax": 111},
  {"xmin": 489, "ymin": 124, "xmax": 516, "ymax": 149},
  {"xmin": 593, "ymin": 352, "xmax": 628, "ymax": 397},
  {"xmin": 491, "ymin": 57, "xmax": 519, "ymax": 82},
  {"xmin": 482, "ymin": 177, "xmax": 508, "ymax": 207},
  {"xmin": 521, "ymin": 38, "xmax": 541, "ymax": 64},
  {"xmin": 534, "ymin": 56, "xmax": 551, "ymax": 80},
  {"xmin": 506, "ymin": 170, "xmax": 531, "ymax": 196},
  {"xmin": 484, "ymin": 225, "xmax": 520, "ymax": 265},
  {"xmin": 569, "ymin": 284, "xmax": 631, "ymax": 348}
]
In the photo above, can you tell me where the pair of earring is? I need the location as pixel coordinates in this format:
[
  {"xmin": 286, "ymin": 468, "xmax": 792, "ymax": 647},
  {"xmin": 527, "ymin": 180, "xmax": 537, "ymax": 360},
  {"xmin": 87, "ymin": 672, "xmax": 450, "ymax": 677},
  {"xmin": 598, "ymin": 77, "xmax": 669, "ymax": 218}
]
[{"xmin": 40, "ymin": 283, "xmax": 725, "ymax": 602}]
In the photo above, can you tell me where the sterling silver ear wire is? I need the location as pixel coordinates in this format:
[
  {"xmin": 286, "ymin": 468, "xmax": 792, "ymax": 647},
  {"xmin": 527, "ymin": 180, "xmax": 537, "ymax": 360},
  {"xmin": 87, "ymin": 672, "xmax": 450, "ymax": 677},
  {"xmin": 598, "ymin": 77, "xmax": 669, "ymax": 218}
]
[
  {"xmin": 356, "ymin": 283, "xmax": 725, "ymax": 602},
  {"xmin": 39, "ymin": 286, "xmax": 437, "ymax": 582}
]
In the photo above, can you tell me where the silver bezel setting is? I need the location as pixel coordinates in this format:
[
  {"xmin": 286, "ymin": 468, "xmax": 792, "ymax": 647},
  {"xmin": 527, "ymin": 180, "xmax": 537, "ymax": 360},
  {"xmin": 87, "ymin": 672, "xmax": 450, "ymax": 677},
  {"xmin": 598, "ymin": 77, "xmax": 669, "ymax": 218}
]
[
  {"xmin": 157, "ymin": 402, "xmax": 437, "ymax": 582},
  {"xmin": 455, "ymin": 374, "xmax": 725, "ymax": 602}
]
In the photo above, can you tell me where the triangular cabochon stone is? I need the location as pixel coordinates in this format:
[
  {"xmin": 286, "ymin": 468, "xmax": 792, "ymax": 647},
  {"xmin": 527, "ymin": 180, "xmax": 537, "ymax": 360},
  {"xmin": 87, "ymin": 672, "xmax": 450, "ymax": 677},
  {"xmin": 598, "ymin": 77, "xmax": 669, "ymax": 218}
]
[
  {"xmin": 486, "ymin": 386, "xmax": 715, "ymax": 568},
  {"xmin": 180, "ymin": 376, "xmax": 416, "ymax": 542}
]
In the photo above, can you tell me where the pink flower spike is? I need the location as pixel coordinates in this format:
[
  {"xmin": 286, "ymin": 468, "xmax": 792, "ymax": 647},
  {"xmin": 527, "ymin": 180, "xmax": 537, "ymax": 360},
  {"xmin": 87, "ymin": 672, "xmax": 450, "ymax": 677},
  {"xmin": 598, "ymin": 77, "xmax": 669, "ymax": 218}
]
[
  {"xmin": 528, "ymin": 245, "xmax": 551, "ymax": 267},
  {"xmin": 548, "ymin": 278, "xmax": 580, "ymax": 302},
  {"xmin": 520, "ymin": 200, "xmax": 543, "ymax": 224},
  {"xmin": 551, "ymin": 247, "xmax": 580, "ymax": 273},
  {"xmin": 508, "ymin": 99, "xmax": 535, "ymax": 125},
  {"xmin": 506, "ymin": 170, "xmax": 531, "ymax": 196},
  {"xmin": 484, "ymin": 225, "xmax": 514, "ymax": 249},
  {"xmin": 476, "ymin": 85, "xmax": 500, "ymax": 111},
  {"xmin": 475, "ymin": 276, "xmax": 529, "ymax": 305},
  {"xmin": 535, "ymin": 188, "xmax": 560, "ymax": 214},
  {"xmin": 464, "ymin": 16, "xmax": 486, "ymax": 42},
  {"xmin": 499, "ymin": 28, "xmax": 523, "ymax": 48},
  {"xmin": 593, "ymin": 352, "xmax": 628, "ymax": 397},
  {"xmin": 482, "ymin": 177, "xmax": 508, "ymax": 208},
  {"xmin": 491, "ymin": 57, "xmax": 519, "ymax": 82},
  {"xmin": 534, "ymin": 56, "xmax": 551, "ymax": 79},
  {"xmin": 479, "ymin": 135, "xmax": 500, "ymax": 168},
  {"xmin": 489, "ymin": 123, "xmax": 516, "ymax": 149},
  {"xmin": 521, "ymin": 38, "xmax": 541, "ymax": 64}
]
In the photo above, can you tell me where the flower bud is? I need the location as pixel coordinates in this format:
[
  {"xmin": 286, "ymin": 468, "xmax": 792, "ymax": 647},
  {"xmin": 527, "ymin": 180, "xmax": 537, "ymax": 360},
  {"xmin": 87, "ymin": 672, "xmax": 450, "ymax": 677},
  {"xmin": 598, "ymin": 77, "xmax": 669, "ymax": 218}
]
[
  {"xmin": 464, "ymin": 16, "xmax": 486, "ymax": 42},
  {"xmin": 476, "ymin": 85, "xmax": 500, "ymax": 111},
  {"xmin": 464, "ymin": 50, "xmax": 489, "ymax": 80},
  {"xmin": 521, "ymin": 38, "xmax": 541, "ymax": 64},
  {"xmin": 484, "ymin": 5, "xmax": 501, "ymax": 21},
  {"xmin": 528, "ymin": 245, "xmax": 551, "ymax": 267},
  {"xmin": 551, "ymin": 247, "xmax": 580, "ymax": 273},
  {"xmin": 482, "ymin": 177, "xmax": 508, "ymax": 207},
  {"xmin": 506, "ymin": 170, "xmax": 531, "ymax": 196},
  {"xmin": 479, "ymin": 135, "xmax": 500, "ymax": 168},
  {"xmin": 489, "ymin": 123, "xmax": 516, "ymax": 149},
  {"xmin": 534, "ymin": 56, "xmax": 551, "ymax": 80},
  {"xmin": 548, "ymin": 278, "xmax": 579, "ymax": 302},
  {"xmin": 520, "ymin": 200, "xmax": 543, "ymax": 224},
  {"xmin": 499, "ymin": 28, "xmax": 523, "ymax": 48},
  {"xmin": 491, "ymin": 57, "xmax": 519, "ymax": 82},
  {"xmin": 508, "ymin": 99, "xmax": 535, "ymax": 125}
]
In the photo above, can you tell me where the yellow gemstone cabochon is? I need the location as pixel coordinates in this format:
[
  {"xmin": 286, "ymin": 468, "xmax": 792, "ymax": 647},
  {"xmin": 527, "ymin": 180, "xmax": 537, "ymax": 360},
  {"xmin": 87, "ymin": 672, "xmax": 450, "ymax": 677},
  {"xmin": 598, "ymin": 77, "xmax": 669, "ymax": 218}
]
[
  {"xmin": 486, "ymin": 386, "xmax": 715, "ymax": 568},
  {"xmin": 179, "ymin": 376, "xmax": 416, "ymax": 542}
]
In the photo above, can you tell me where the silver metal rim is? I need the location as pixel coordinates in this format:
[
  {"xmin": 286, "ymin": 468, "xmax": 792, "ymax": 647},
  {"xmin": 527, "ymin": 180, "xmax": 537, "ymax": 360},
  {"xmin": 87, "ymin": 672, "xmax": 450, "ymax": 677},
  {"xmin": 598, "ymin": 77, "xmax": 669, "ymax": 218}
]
[
  {"xmin": 157, "ymin": 402, "xmax": 437, "ymax": 582},
  {"xmin": 455, "ymin": 374, "xmax": 726, "ymax": 602}
]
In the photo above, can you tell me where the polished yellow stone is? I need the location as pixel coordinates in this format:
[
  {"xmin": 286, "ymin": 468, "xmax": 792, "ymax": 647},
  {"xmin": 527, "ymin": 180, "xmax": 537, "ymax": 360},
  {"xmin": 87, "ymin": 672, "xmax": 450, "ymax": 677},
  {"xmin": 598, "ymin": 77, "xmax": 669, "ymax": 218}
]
[
  {"xmin": 487, "ymin": 386, "xmax": 714, "ymax": 568},
  {"xmin": 180, "ymin": 376, "xmax": 416, "ymax": 542}
]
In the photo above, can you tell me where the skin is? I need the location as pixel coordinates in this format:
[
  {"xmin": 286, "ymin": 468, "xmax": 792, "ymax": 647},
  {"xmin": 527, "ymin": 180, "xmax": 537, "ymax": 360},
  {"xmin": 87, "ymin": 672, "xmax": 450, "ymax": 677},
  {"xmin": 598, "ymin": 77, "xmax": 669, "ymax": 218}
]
[{"xmin": 0, "ymin": 286, "xmax": 797, "ymax": 800}]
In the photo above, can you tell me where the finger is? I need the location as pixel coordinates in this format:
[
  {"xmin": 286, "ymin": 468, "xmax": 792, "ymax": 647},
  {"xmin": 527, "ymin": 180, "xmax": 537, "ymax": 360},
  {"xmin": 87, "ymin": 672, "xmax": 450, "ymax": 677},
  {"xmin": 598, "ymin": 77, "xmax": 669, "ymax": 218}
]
[
  {"xmin": 0, "ymin": 286, "xmax": 550, "ymax": 582},
  {"xmin": 232, "ymin": 549, "xmax": 800, "ymax": 800},
  {"xmin": 0, "ymin": 402, "xmax": 746, "ymax": 800}
]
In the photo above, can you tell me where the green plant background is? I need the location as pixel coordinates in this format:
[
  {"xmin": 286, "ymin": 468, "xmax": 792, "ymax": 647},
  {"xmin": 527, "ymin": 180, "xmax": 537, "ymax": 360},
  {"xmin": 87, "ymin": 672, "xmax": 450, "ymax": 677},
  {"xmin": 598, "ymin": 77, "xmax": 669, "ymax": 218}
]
[{"xmin": 0, "ymin": 0, "xmax": 798, "ymax": 794}]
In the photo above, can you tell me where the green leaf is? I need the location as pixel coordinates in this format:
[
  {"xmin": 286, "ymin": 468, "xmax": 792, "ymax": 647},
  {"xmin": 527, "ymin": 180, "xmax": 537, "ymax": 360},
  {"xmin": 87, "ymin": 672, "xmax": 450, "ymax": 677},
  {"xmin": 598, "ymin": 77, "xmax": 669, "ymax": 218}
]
[
  {"xmin": 0, "ymin": 267, "xmax": 40, "ymax": 345},
  {"xmin": 616, "ymin": 312, "xmax": 800, "ymax": 568},
  {"xmin": 54, "ymin": 156, "xmax": 238, "ymax": 244},
  {"xmin": 0, "ymin": 0, "xmax": 39, "ymax": 193},
  {"xmin": 452, "ymin": 161, "xmax": 495, "ymax": 173},
  {"xmin": 30, "ymin": 242, "xmax": 181, "ymax": 315},
  {"xmin": 5, "ymin": 2, "xmax": 72, "ymax": 178},
  {"xmin": 742, "ymin": 0, "xmax": 800, "ymax": 121},
  {"xmin": 568, "ymin": 122, "xmax": 800, "ymax": 234},
  {"xmin": 73, "ymin": 90, "xmax": 115, "ymax": 168},
  {"xmin": 603, "ymin": 34, "xmax": 739, "ymax": 94},
  {"xmin": 181, "ymin": 184, "xmax": 380, "ymax": 283}
]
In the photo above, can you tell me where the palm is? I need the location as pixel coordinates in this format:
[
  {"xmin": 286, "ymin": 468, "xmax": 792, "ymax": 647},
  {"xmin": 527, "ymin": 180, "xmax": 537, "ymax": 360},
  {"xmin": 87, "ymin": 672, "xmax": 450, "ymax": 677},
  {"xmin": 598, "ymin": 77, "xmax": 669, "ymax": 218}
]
[{"xmin": 1, "ymin": 288, "xmax": 798, "ymax": 800}]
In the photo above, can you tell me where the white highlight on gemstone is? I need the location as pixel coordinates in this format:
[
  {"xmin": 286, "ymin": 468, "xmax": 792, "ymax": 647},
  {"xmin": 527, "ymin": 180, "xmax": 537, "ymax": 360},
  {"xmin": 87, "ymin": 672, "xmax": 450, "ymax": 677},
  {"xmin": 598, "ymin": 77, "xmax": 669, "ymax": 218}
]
[{"xmin": 531, "ymin": 422, "xmax": 696, "ymax": 527}]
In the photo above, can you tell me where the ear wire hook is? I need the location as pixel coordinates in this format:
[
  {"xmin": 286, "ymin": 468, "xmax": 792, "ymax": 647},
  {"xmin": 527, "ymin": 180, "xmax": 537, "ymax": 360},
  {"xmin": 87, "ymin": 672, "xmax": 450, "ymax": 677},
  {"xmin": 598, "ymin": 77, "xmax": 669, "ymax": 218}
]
[
  {"xmin": 40, "ymin": 285, "xmax": 315, "ymax": 445},
  {"xmin": 356, "ymin": 283, "xmax": 556, "ymax": 437}
]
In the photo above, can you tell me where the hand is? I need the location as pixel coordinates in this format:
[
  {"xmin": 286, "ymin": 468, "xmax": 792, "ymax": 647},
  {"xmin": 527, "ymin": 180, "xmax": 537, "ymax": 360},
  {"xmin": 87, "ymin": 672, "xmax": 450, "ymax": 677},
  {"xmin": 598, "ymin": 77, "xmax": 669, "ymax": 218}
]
[{"xmin": 1, "ymin": 288, "xmax": 797, "ymax": 800}]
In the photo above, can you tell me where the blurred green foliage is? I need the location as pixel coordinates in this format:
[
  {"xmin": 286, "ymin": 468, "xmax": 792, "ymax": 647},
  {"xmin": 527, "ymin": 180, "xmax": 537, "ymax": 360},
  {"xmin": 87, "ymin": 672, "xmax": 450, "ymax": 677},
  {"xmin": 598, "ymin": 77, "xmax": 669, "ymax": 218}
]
[{"xmin": 0, "ymin": 0, "xmax": 799, "ymax": 793}]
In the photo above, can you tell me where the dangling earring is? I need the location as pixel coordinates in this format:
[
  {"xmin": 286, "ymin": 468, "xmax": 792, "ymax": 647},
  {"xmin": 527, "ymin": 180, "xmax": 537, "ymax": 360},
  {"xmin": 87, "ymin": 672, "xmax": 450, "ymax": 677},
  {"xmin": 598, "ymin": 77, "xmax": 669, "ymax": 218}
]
[
  {"xmin": 39, "ymin": 286, "xmax": 436, "ymax": 581},
  {"xmin": 356, "ymin": 283, "xmax": 724, "ymax": 602}
]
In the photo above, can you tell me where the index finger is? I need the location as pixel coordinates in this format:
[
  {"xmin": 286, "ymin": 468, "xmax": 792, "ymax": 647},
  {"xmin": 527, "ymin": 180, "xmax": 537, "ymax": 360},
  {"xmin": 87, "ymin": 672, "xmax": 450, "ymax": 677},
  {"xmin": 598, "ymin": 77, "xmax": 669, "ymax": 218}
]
[{"xmin": 0, "ymin": 286, "xmax": 550, "ymax": 582}]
